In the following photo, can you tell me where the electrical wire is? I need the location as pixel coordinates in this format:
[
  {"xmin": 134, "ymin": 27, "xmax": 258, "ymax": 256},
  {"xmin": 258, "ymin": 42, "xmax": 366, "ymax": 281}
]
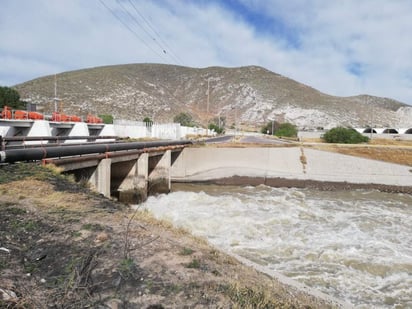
[
  {"xmin": 98, "ymin": 0, "xmax": 169, "ymax": 62},
  {"xmin": 127, "ymin": 0, "xmax": 184, "ymax": 65},
  {"xmin": 115, "ymin": 1, "xmax": 163, "ymax": 52}
]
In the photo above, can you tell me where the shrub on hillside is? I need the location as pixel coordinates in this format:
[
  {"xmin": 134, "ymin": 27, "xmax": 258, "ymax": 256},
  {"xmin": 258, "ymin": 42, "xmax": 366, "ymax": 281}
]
[
  {"xmin": 208, "ymin": 123, "xmax": 224, "ymax": 134},
  {"xmin": 323, "ymin": 127, "xmax": 369, "ymax": 144},
  {"xmin": 143, "ymin": 116, "xmax": 152, "ymax": 124},
  {"xmin": 98, "ymin": 114, "xmax": 113, "ymax": 124},
  {"xmin": 173, "ymin": 112, "xmax": 195, "ymax": 127}
]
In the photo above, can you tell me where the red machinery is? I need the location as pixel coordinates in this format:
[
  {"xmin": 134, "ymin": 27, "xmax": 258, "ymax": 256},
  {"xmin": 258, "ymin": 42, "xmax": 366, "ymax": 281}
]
[
  {"xmin": 14, "ymin": 110, "xmax": 45, "ymax": 120},
  {"xmin": 51, "ymin": 112, "xmax": 82, "ymax": 122},
  {"xmin": 2, "ymin": 106, "xmax": 45, "ymax": 120},
  {"xmin": 1, "ymin": 106, "xmax": 12, "ymax": 119},
  {"xmin": 2, "ymin": 106, "xmax": 102, "ymax": 124},
  {"xmin": 86, "ymin": 114, "xmax": 103, "ymax": 124}
]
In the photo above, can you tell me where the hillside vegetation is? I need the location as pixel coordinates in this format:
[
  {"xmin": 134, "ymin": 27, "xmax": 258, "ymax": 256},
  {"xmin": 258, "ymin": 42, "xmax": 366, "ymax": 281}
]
[{"xmin": 15, "ymin": 63, "xmax": 412, "ymax": 130}]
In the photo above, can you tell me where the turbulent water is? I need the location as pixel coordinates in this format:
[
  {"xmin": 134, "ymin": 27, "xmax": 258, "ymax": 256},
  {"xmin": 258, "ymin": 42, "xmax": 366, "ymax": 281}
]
[{"xmin": 139, "ymin": 184, "xmax": 412, "ymax": 308}]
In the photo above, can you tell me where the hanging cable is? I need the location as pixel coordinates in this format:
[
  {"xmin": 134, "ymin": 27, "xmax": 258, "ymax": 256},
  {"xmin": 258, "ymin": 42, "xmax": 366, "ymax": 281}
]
[
  {"xmin": 127, "ymin": 0, "xmax": 184, "ymax": 65},
  {"xmin": 98, "ymin": 0, "xmax": 168, "ymax": 62}
]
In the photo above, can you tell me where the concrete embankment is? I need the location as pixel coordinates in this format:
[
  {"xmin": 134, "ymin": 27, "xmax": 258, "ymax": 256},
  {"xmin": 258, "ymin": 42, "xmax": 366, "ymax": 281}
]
[{"xmin": 171, "ymin": 147, "xmax": 412, "ymax": 193}]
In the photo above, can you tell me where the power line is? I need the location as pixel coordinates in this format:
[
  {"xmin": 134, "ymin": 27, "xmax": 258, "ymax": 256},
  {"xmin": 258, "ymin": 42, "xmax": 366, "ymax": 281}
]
[
  {"xmin": 127, "ymin": 0, "xmax": 184, "ymax": 65},
  {"xmin": 98, "ymin": 0, "xmax": 168, "ymax": 62},
  {"xmin": 115, "ymin": 0, "xmax": 170, "ymax": 59},
  {"xmin": 116, "ymin": 0, "xmax": 182, "ymax": 65}
]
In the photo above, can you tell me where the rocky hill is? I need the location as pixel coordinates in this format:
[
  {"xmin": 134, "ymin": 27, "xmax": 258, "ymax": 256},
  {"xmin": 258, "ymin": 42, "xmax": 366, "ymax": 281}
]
[{"xmin": 15, "ymin": 63, "xmax": 412, "ymax": 130}]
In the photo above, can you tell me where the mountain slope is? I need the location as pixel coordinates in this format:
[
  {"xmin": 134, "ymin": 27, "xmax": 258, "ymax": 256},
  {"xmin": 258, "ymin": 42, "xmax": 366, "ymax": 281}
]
[{"xmin": 15, "ymin": 63, "xmax": 412, "ymax": 129}]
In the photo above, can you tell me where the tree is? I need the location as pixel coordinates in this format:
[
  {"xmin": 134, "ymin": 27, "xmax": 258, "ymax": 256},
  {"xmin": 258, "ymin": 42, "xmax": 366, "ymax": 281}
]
[
  {"xmin": 0, "ymin": 86, "xmax": 26, "ymax": 109},
  {"xmin": 261, "ymin": 120, "xmax": 280, "ymax": 135},
  {"xmin": 208, "ymin": 123, "xmax": 224, "ymax": 134},
  {"xmin": 208, "ymin": 116, "xmax": 226, "ymax": 133},
  {"xmin": 143, "ymin": 117, "xmax": 152, "ymax": 124},
  {"xmin": 275, "ymin": 122, "xmax": 298, "ymax": 138},
  {"xmin": 323, "ymin": 127, "xmax": 369, "ymax": 144},
  {"xmin": 98, "ymin": 114, "xmax": 114, "ymax": 124},
  {"xmin": 173, "ymin": 112, "xmax": 195, "ymax": 127}
]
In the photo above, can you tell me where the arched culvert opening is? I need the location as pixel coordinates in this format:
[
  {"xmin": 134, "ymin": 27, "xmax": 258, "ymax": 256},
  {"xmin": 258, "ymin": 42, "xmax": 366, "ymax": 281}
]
[{"xmin": 382, "ymin": 128, "xmax": 399, "ymax": 134}]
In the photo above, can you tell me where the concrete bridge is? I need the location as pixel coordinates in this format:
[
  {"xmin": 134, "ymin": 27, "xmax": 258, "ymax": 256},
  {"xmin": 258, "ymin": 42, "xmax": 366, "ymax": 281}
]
[
  {"xmin": 57, "ymin": 147, "xmax": 186, "ymax": 203},
  {"xmin": 2, "ymin": 142, "xmax": 411, "ymax": 199},
  {"xmin": 0, "ymin": 140, "xmax": 191, "ymax": 203}
]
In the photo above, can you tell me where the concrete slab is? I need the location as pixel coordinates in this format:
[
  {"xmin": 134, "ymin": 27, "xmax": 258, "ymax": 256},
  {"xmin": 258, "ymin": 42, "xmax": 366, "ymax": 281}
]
[{"xmin": 171, "ymin": 147, "xmax": 412, "ymax": 189}]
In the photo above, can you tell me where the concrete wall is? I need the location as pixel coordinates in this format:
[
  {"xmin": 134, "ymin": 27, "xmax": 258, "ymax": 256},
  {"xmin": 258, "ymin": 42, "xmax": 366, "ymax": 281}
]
[
  {"xmin": 113, "ymin": 121, "xmax": 214, "ymax": 139},
  {"xmin": 171, "ymin": 147, "xmax": 412, "ymax": 187}
]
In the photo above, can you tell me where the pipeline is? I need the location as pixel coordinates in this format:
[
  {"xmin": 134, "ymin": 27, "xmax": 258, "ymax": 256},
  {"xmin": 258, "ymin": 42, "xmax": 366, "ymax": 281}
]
[
  {"xmin": 4, "ymin": 140, "xmax": 124, "ymax": 151},
  {"xmin": 0, "ymin": 140, "xmax": 192, "ymax": 164},
  {"xmin": 42, "ymin": 144, "xmax": 187, "ymax": 167}
]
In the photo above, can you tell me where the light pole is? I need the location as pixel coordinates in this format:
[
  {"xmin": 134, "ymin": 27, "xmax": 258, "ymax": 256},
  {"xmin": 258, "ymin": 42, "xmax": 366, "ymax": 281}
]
[
  {"xmin": 53, "ymin": 74, "xmax": 59, "ymax": 112},
  {"xmin": 207, "ymin": 77, "xmax": 210, "ymax": 115},
  {"xmin": 366, "ymin": 95, "xmax": 373, "ymax": 139}
]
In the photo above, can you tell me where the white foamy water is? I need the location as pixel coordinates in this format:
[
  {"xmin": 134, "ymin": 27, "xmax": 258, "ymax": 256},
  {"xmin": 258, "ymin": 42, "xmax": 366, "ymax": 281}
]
[{"xmin": 139, "ymin": 184, "xmax": 412, "ymax": 308}]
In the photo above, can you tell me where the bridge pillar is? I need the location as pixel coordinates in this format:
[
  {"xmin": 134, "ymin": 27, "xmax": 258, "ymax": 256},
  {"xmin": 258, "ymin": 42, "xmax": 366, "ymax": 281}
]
[
  {"xmin": 90, "ymin": 158, "xmax": 111, "ymax": 197},
  {"xmin": 117, "ymin": 161, "xmax": 138, "ymax": 191},
  {"xmin": 115, "ymin": 153, "xmax": 152, "ymax": 204},
  {"xmin": 136, "ymin": 153, "xmax": 149, "ymax": 201},
  {"xmin": 148, "ymin": 150, "xmax": 171, "ymax": 195}
]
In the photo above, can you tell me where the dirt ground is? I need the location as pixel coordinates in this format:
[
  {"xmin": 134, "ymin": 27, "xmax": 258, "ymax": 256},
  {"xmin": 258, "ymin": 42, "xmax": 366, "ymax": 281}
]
[
  {"xmin": 208, "ymin": 137, "xmax": 412, "ymax": 167},
  {"xmin": 305, "ymin": 139, "xmax": 412, "ymax": 167},
  {"xmin": 0, "ymin": 163, "xmax": 336, "ymax": 308}
]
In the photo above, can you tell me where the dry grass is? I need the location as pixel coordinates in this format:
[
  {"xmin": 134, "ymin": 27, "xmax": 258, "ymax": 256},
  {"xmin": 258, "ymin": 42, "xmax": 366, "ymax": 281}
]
[
  {"xmin": 1, "ymin": 164, "xmax": 335, "ymax": 308},
  {"xmin": 306, "ymin": 140, "xmax": 412, "ymax": 166},
  {"xmin": 369, "ymin": 138, "xmax": 412, "ymax": 147}
]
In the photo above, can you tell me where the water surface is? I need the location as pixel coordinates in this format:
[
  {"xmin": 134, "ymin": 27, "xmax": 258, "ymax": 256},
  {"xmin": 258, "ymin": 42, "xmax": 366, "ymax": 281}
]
[{"xmin": 140, "ymin": 184, "xmax": 412, "ymax": 308}]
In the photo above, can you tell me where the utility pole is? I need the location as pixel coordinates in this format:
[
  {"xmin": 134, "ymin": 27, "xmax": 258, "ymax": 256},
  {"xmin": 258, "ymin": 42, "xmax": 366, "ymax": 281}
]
[
  {"xmin": 366, "ymin": 95, "xmax": 373, "ymax": 139},
  {"xmin": 54, "ymin": 74, "xmax": 58, "ymax": 112},
  {"xmin": 207, "ymin": 78, "xmax": 210, "ymax": 116}
]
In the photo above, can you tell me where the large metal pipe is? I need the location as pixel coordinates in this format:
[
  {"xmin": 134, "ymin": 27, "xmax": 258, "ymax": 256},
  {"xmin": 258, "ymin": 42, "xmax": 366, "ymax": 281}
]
[
  {"xmin": 0, "ymin": 140, "xmax": 192, "ymax": 163},
  {"xmin": 4, "ymin": 140, "xmax": 123, "ymax": 151}
]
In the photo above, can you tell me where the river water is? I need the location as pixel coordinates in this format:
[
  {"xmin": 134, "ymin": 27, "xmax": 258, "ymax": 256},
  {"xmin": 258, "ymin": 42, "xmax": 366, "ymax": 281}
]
[{"xmin": 139, "ymin": 184, "xmax": 412, "ymax": 308}]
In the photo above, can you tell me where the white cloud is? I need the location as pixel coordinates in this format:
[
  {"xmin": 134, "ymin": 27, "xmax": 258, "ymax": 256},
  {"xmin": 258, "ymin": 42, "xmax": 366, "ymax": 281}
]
[{"xmin": 0, "ymin": 0, "xmax": 411, "ymax": 105}]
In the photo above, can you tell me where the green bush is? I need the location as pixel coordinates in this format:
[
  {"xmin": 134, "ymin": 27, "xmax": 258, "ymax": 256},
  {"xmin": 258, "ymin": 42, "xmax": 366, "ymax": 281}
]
[
  {"xmin": 261, "ymin": 121, "xmax": 279, "ymax": 135},
  {"xmin": 143, "ymin": 117, "xmax": 152, "ymax": 124},
  {"xmin": 261, "ymin": 121, "xmax": 297, "ymax": 137},
  {"xmin": 275, "ymin": 123, "xmax": 298, "ymax": 138},
  {"xmin": 98, "ymin": 114, "xmax": 113, "ymax": 124},
  {"xmin": 173, "ymin": 112, "xmax": 195, "ymax": 127},
  {"xmin": 323, "ymin": 127, "xmax": 369, "ymax": 144},
  {"xmin": 208, "ymin": 123, "xmax": 224, "ymax": 134}
]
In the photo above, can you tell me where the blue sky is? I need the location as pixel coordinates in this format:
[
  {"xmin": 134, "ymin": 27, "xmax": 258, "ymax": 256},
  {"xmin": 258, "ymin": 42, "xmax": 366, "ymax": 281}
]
[{"xmin": 1, "ymin": 0, "xmax": 412, "ymax": 105}]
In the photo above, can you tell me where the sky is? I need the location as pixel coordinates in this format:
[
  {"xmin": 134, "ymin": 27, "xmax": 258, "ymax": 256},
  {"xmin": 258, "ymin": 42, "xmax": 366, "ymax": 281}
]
[{"xmin": 1, "ymin": 0, "xmax": 412, "ymax": 105}]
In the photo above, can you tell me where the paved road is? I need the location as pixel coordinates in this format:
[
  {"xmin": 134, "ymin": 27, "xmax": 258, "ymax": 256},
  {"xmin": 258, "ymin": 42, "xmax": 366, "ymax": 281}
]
[
  {"xmin": 238, "ymin": 135, "xmax": 293, "ymax": 145},
  {"xmin": 203, "ymin": 135, "xmax": 235, "ymax": 144},
  {"xmin": 204, "ymin": 134, "xmax": 294, "ymax": 145}
]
